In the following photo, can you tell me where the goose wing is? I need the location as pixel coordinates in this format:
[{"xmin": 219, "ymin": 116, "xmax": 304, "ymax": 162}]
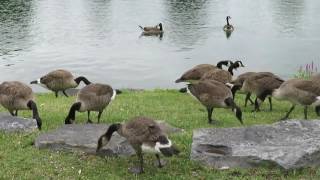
[
  {"xmin": 188, "ymin": 80, "xmax": 232, "ymax": 107},
  {"xmin": 124, "ymin": 117, "xmax": 163, "ymax": 144},
  {"xmin": 0, "ymin": 81, "xmax": 33, "ymax": 99},
  {"xmin": 201, "ymin": 69, "xmax": 232, "ymax": 84},
  {"xmin": 176, "ymin": 64, "xmax": 217, "ymax": 83},
  {"xmin": 41, "ymin": 69, "xmax": 73, "ymax": 84}
]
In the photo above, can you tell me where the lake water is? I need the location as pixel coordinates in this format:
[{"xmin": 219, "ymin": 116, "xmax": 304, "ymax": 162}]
[{"xmin": 1, "ymin": 0, "xmax": 320, "ymax": 91}]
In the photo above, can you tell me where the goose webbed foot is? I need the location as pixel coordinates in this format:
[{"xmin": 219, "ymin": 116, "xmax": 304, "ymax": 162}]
[
  {"xmin": 208, "ymin": 119, "xmax": 220, "ymax": 125},
  {"xmin": 128, "ymin": 166, "xmax": 144, "ymax": 174}
]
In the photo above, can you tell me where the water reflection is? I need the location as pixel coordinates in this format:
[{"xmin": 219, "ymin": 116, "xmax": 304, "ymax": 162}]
[
  {"xmin": 270, "ymin": 0, "xmax": 305, "ymax": 36},
  {"xmin": 139, "ymin": 32, "xmax": 164, "ymax": 40},
  {"xmin": 225, "ymin": 31, "xmax": 232, "ymax": 39},
  {"xmin": 0, "ymin": 0, "xmax": 319, "ymax": 89},
  {"xmin": 83, "ymin": 0, "xmax": 112, "ymax": 40},
  {"xmin": 164, "ymin": 0, "xmax": 210, "ymax": 48},
  {"xmin": 0, "ymin": 0, "xmax": 34, "ymax": 58}
]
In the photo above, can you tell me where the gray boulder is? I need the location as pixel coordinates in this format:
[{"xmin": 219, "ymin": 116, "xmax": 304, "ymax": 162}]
[
  {"xmin": 0, "ymin": 113, "xmax": 38, "ymax": 133},
  {"xmin": 35, "ymin": 124, "xmax": 135, "ymax": 156},
  {"xmin": 191, "ymin": 120, "xmax": 320, "ymax": 170},
  {"xmin": 35, "ymin": 121, "xmax": 183, "ymax": 156}
]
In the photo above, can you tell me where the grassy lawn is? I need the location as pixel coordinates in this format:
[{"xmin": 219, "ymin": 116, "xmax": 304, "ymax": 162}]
[{"xmin": 0, "ymin": 89, "xmax": 320, "ymax": 179}]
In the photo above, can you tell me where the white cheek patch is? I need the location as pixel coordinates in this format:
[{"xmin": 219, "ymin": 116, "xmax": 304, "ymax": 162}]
[
  {"xmin": 225, "ymin": 83, "xmax": 234, "ymax": 88},
  {"xmin": 36, "ymin": 79, "xmax": 49, "ymax": 89},
  {"xmin": 155, "ymin": 139, "xmax": 172, "ymax": 152},
  {"xmin": 141, "ymin": 139, "xmax": 173, "ymax": 154},
  {"xmin": 312, "ymin": 96, "xmax": 320, "ymax": 106},
  {"xmin": 187, "ymin": 87, "xmax": 197, "ymax": 100},
  {"xmin": 142, "ymin": 144, "xmax": 159, "ymax": 154},
  {"xmin": 111, "ymin": 90, "xmax": 116, "ymax": 101}
]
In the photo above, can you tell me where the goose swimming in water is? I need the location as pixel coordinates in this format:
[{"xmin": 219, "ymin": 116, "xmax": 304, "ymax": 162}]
[
  {"xmin": 139, "ymin": 23, "xmax": 163, "ymax": 36},
  {"xmin": 223, "ymin": 16, "xmax": 234, "ymax": 32}
]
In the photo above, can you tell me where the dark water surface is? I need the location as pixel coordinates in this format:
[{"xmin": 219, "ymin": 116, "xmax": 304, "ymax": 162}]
[{"xmin": 1, "ymin": 0, "xmax": 320, "ymax": 91}]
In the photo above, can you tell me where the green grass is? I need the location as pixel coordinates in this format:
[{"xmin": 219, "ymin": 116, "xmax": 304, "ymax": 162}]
[{"xmin": 1, "ymin": 89, "xmax": 320, "ymax": 179}]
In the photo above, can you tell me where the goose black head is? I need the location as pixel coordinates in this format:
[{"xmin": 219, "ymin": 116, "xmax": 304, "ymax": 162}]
[
  {"xmin": 159, "ymin": 23, "xmax": 163, "ymax": 31},
  {"xmin": 235, "ymin": 106, "xmax": 243, "ymax": 124},
  {"xmin": 216, "ymin": 60, "xmax": 233, "ymax": 69},
  {"xmin": 316, "ymin": 105, "xmax": 320, "ymax": 116},
  {"xmin": 228, "ymin": 61, "xmax": 245, "ymax": 73},
  {"xmin": 226, "ymin": 16, "xmax": 231, "ymax": 24},
  {"xmin": 234, "ymin": 60, "xmax": 245, "ymax": 68}
]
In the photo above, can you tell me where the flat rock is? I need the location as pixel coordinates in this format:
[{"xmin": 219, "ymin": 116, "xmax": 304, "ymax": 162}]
[
  {"xmin": 191, "ymin": 120, "xmax": 320, "ymax": 170},
  {"xmin": 0, "ymin": 113, "xmax": 38, "ymax": 133},
  {"xmin": 35, "ymin": 124, "xmax": 135, "ymax": 156},
  {"xmin": 35, "ymin": 121, "xmax": 182, "ymax": 156}
]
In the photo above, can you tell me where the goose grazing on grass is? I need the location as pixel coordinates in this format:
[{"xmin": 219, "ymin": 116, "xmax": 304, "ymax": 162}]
[
  {"xmin": 273, "ymin": 78, "xmax": 320, "ymax": 120},
  {"xmin": 223, "ymin": 16, "xmax": 234, "ymax": 32},
  {"xmin": 175, "ymin": 60, "xmax": 234, "ymax": 84},
  {"xmin": 228, "ymin": 72, "xmax": 256, "ymax": 106},
  {"xmin": 65, "ymin": 83, "xmax": 119, "ymax": 124},
  {"xmin": 200, "ymin": 60, "xmax": 245, "ymax": 84},
  {"xmin": 187, "ymin": 80, "xmax": 243, "ymax": 124},
  {"xmin": 30, "ymin": 69, "xmax": 91, "ymax": 98},
  {"xmin": 0, "ymin": 81, "xmax": 42, "ymax": 130},
  {"xmin": 229, "ymin": 72, "xmax": 275, "ymax": 107},
  {"xmin": 96, "ymin": 116, "xmax": 180, "ymax": 174},
  {"xmin": 240, "ymin": 72, "xmax": 283, "ymax": 112},
  {"xmin": 139, "ymin": 23, "xmax": 163, "ymax": 35}
]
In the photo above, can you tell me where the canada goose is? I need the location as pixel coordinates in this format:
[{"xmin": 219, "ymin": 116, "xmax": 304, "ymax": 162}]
[
  {"xmin": 30, "ymin": 69, "xmax": 91, "ymax": 98},
  {"xmin": 187, "ymin": 80, "xmax": 243, "ymax": 124},
  {"xmin": 229, "ymin": 72, "xmax": 274, "ymax": 107},
  {"xmin": 65, "ymin": 83, "xmax": 118, "ymax": 124},
  {"xmin": 241, "ymin": 72, "xmax": 283, "ymax": 112},
  {"xmin": 223, "ymin": 16, "xmax": 234, "ymax": 32},
  {"xmin": 96, "ymin": 116, "xmax": 179, "ymax": 174},
  {"xmin": 175, "ymin": 60, "xmax": 233, "ymax": 83},
  {"xmin": 139, "ymin": 23, "xmax": 163, "ymax": 35},
  {"xmin": 272, "ymin": 78, "xmax": 320, "ymax": 119},
  {"xmin": 200, "ymin": 60, "xmax": 245, "ymax": 83},
  {"xmin": 0, "ymin": 81, "xmax": 42, "ymax": 130},
  {"xmin": 228, "ymin": 72, "xmax": 256, "ymax": 106}
]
